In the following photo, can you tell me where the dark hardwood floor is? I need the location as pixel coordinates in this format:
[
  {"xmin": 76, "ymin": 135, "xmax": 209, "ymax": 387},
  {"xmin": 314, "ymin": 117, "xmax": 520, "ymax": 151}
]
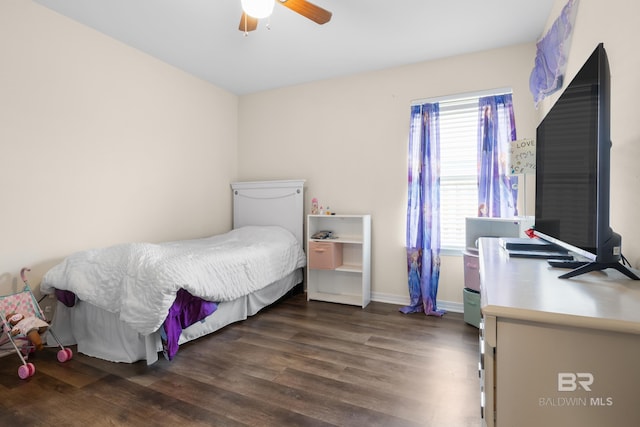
[{"xmin": 0, "ymin": 293, "xmax": 481, "ymax": 426}]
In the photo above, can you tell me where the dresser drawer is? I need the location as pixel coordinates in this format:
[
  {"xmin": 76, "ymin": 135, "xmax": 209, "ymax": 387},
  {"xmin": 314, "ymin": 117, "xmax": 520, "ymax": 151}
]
[{"xmin": 308, "ymin": 241, "xmax": 343, "ymax": 270}]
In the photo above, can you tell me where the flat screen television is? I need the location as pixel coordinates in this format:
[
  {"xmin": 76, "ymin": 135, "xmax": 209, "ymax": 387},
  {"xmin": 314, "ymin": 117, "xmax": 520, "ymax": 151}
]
[{"xmin": 534, "ymin": 43, "xmax": 638, "ymax": 279}]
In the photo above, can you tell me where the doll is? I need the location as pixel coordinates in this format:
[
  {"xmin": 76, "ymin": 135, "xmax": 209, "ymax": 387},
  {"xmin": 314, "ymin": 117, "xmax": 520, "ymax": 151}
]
[{"xmin": 6, "ymin": 312, "xmax": 49, "ymax": 351}]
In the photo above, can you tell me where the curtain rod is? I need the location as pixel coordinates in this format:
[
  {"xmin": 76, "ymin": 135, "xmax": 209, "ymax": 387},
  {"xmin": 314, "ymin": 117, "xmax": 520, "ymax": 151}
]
[{"xmin": 410, "ymin": 87, "xmax": 513, "ymax": 106}]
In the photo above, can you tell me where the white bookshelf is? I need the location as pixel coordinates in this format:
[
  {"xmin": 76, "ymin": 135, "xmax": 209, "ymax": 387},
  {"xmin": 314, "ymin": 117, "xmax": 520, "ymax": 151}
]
[{"xmin": 306, "ymin": 214, "xmax": 371, "ymax": 308}]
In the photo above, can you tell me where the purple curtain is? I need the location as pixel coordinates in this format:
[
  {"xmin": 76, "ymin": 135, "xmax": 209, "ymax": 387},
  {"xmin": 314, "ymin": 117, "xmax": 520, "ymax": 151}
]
[
  {"xmin": 477, "ymin": 94, "xmax": 518, "ymax": 218},
  {"xmin": 400, "ymin": 103, "xmax": 444, "ymax": 317}
]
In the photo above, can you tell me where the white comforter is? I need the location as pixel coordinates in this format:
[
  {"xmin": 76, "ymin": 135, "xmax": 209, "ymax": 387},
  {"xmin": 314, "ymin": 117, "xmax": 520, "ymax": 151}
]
[{"xmin": 41, "ymin": 226, "xmax": 306, "ymax": 335}]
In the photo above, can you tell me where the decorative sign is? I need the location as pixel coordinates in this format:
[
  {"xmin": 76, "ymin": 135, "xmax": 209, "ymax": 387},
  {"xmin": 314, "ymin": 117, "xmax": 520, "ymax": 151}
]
[{"xmin": 509, "ymin": 138, "xmax": 536, "ymax": 174}]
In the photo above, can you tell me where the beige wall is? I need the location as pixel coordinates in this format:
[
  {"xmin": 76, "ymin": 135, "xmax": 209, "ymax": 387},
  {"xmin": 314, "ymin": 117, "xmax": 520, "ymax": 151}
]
[
  {"xmin": 539, "ymin": 0, "xmax": 640, "ymax": 268},
  {"xmin": 4, "ymin": 0, "xmax": 638, "ymax": 310},
  {"xmin": 0, "ymin": 1, "xmax": 238, "ymax": 295},
  {"xmin": 238, "ymin": 44, "xmax": 539, "ymax": 307}
]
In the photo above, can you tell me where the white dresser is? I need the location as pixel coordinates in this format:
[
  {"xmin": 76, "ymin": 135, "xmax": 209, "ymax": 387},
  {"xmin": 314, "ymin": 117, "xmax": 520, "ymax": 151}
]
[{"xmin": 479, "ymin": 238, "xmax": 640, "ymax": 427}]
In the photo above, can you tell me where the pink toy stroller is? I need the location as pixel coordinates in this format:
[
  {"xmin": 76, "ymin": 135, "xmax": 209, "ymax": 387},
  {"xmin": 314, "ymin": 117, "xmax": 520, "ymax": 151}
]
[{"xmin": 0, "ymin": 267, "xmax": 73, "ymax": 379}]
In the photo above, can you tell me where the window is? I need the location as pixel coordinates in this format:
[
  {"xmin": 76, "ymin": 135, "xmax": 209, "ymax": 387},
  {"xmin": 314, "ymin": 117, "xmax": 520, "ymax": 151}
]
[{"xmin": 414, "ymin": 88, "xmax": 513, "ymax": 252}]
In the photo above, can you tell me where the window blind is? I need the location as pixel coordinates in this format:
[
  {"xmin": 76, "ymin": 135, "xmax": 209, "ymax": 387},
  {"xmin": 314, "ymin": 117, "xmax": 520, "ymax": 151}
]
[{"xmin": 439, "ymin": 97, "xmax": 479, "ymax": 250}]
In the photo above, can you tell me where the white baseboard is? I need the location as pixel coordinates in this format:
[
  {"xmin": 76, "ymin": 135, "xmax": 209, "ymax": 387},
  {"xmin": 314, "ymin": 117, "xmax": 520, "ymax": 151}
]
[
  {"xmin": 436, "ymin": 300, "xmax": 464, "ymax": 314},
  {"xmin": 370, "ymin": 292, "xmax": 464, "ymax": 314}
]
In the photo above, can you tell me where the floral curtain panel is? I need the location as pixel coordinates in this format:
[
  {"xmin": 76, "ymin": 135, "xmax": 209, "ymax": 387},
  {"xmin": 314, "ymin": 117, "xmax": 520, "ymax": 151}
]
[
  {"xmin": 477, "ymin": 94, "xmax": 518, "ymax": 218},
  {"xmin": 400, "ymin": 103, "xmax": 445, "ymax": 316}
]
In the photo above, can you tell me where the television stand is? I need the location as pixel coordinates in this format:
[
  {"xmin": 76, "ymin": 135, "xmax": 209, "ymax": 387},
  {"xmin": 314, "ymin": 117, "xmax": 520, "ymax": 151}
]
[{"xmin": 558, "ymin": 261, "xmax": 640, "ymax": 280}]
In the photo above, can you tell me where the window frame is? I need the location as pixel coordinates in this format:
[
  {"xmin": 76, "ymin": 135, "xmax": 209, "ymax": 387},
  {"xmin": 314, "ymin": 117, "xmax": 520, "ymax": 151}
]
[{"xmin": 411, "ymin": 88, "xmax": 513, "ymax": 255}]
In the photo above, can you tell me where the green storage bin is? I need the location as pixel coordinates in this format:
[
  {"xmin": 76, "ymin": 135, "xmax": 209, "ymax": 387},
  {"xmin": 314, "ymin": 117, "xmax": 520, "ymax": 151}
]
[{"xmin": 463, "ymin": 288, "xmax": 481, "ymax": 328}]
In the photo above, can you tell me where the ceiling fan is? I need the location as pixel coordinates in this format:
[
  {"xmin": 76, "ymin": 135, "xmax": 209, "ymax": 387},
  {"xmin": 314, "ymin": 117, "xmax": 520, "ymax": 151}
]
[{"xmin": 239, "ymin": 0, "xmax": 332, "ymax": 33}]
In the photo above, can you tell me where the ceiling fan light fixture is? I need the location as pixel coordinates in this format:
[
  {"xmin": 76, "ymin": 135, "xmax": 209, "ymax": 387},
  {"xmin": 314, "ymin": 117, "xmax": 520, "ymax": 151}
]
[{"xmin": 241, "ymin": 0, "xmax": 275, "ymax": 19}]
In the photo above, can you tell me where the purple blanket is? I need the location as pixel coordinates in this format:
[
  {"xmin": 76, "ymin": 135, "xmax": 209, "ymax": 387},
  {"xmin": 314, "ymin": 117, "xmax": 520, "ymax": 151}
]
[
  {"xmin": 161, "ymin": 289, "xmax": 217, "ymax": 360},
  {"xmin": 55, "ymin": 288, "xmax": 217, "ymax": 361}
]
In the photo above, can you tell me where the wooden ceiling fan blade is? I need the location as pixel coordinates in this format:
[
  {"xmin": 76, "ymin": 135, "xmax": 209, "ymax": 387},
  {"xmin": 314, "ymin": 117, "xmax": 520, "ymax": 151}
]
[
  {"xmin": 279, "ymin": 0, "xmax": 332, "ymax": 25},
  {"xmin": 239, "ymin": 12, "xmax": 258, "ymax": 32}
]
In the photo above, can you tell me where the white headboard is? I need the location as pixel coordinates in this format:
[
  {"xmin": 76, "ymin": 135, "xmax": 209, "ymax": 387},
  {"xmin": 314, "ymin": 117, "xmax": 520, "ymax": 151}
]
[{"xmin": 231, "ymin": 180, "xmax": 305, "ymax": 246}]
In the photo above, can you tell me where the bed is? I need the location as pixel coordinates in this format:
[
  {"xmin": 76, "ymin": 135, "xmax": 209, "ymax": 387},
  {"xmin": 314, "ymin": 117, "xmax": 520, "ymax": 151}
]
[{"xmin": 42, "ymin": 179, "xmax": 306, "ymax": 364}]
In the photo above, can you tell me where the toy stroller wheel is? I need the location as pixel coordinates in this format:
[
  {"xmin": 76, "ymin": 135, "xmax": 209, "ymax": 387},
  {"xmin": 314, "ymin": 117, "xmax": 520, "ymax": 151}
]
[
  {"xmin": 18, "ymin": 365, "xmax": 30, "ymax": 380},
  {"xmin": 57, "ymin": 349, "xmax": 69, "ymax": 362},
  {"xmin": 27, "ymin": 363, "xmax": 35, "ymax": 377},
  {"xmin": 65, "ymin": 348, "xmax": 73, "ymax": 360}
]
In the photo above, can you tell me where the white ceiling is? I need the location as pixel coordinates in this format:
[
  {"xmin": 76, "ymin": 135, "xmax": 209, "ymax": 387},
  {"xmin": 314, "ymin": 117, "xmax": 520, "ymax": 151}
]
[{"xmin": 34, "ymin": 0, "xmax": 555, "ymax": 95}]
